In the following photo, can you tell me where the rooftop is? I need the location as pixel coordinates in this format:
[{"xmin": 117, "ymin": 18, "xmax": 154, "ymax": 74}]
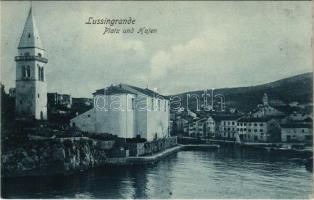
[
  {"xmin": 93, "ymin": 83, "xmax": 168, "ymax": 99},
  {"xmin": 18, "ymin": 8, "xmax": 44, "ymax": 50},
  {"xmin": 281, "ymin": 123, "xmax": 312, "ymax": 129},
  {"xmin": 237, "ymin": 117, "xmax": 274, "ymax": 122}
]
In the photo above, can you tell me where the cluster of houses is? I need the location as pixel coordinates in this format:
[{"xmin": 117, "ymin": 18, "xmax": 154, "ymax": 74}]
[{"xmin": 171, "ymin": 93, "xmax": 313, "ymax": 143}]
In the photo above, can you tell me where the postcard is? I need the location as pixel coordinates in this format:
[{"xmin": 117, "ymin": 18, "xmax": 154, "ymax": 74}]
[{"xmin": 1, "ymin": 1, "xmax": 313, "ymax": 199}]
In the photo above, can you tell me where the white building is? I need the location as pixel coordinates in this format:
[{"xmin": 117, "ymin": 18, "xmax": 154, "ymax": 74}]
[
  {"xmin": 205, "ymin": 116, "xmax": 216, "ymax": 138},
  {"xmin": 215, "ymin": 115, "xmax": 239, "ymax": 139},
  {"xmin": 15, "ymin": 8, "xmax": 48, "ymax": 120},
  {"xmin": 70, "ymin": 84, "xmax": 170, "ymax": 141}
]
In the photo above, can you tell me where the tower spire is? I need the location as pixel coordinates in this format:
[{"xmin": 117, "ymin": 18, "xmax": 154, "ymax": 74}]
[{"xmin": 18, "ymin": 6, "xmax": 44, "ymax": 50}]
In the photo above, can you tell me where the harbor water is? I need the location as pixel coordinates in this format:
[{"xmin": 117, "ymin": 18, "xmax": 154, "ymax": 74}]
[{"xmin": 2, "ymin": 146, "xmax": 313, "ymax": 199}]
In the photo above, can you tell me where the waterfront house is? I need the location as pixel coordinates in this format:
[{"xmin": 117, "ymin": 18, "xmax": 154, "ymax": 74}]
[
  {"xmin": 215, "ymin": 115, "xmax": 239, "ymax": 140},
  {"xmin": 280, "ymin": 118, "xmax": 313, "ymax": 142},
  {"xmin": 205, "ymin": 116, "xmax": 216, "ymax": 138},
  {"xmin": 186, "ymin": 118, "xmax": 207, "ymax": 138},
  {"xmin": 237, "ymin": 117, "xmax": 281, "ymax": 142},
  {"xmin": 70, "ymin": 84, "xmax": 170, "ymax": 141}
]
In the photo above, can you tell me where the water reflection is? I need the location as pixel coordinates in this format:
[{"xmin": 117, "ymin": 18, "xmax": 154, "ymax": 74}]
[{"xmin": 2, "ymin": 146, "xmax": 313, "ymax": 199}]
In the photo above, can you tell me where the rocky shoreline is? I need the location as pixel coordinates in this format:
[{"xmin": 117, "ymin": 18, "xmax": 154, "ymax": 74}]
[
  {"xmin": 2, "ymin": 137, "xmax": 109, "ymax": 177},
  {"xmin": 1, "ymin": 135, "xmax": 222, "ymax": 178},
  {"xmin": 1, "ymin": 136, "xmax": 179, "ymax": 177}
]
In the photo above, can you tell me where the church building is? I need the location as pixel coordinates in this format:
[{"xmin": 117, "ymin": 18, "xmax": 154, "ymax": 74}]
[
  {"xmin": 15, "ymin": 8, "xmax": 48, "ymax": 120},
  {"xmin": 70, "ymin": 84, "xmax": 170, "ymax": 141}
]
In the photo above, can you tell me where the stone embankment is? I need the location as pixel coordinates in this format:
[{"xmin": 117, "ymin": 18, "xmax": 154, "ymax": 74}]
[
  {"xmin": 2, "ymin": 136, "xmax": 178, "ymax": 177},
  {"xmin": 2, "ymin": 136, "xmax": 221, "ymax": 177}
]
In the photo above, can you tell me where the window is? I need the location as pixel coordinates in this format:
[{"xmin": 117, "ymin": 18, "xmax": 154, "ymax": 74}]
[
  {"xmin": 22, "ymin": 65, "xmax": 30, "ymax": 78},
  {"xmin": 260, "ymin": 129, "xmax": 263, "ymax": 132},
  {"xmin": 41, "ymin": 67, "xmax": 44, "ymax": 81},
  {"xmin": 37, "ymin": 65, "xmax": 44, "ymax": 81},
  {"xmin": 87, "ymin": 114, "xmax": 91, "ymax": 117},
  {"xmin": 24, "ymin": 52, "xmax": 30, "ymax": 56},
  {"xmin": 254, "ymin": 123, "xmax": 257, "ymax": 126},
  {"xmin": 158, "ymin": 99, "xmax": 161, "ymax": 111},
  {"xmin": 38, "ymin": 53, "xmax": 42, "ymax": 57},
  {"xmin": 151, "ymin": 98, "xmax": 154, "ymax": 110},
  {"xmin": 131, "ymin": 98, "xmax": 135, "ymax": 110},
  {"xmin": 38, "ymin": 65, "xmax": 40, "ymax": 80},
  {"xmin": 38, "ymin": 93, "xmax": 40, "ymax": 98},
  {"xmin": 22, "ymin": 65, "xmax": 26, "ymax": 77},
  {"xmin": 20, "ymin": 100, "xmax": 22, "ymax": 104},
  {"xmin": 164, "ymin": 101, "xmax": 167, "ymax": 111},
  {"xmin": 26, "ymin": 65, "xmax": 30, "ymax": 78},
  {"xmin": 28, "ymin": 33, "xmax": 31, "ymax": 38},
  {"xmin": 260, "ymin": 123, "xmax": 264, "ymax": 126}
]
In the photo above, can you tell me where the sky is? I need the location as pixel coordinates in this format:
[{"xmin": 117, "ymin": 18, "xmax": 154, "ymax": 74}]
[{"xmin": 1, "ymin": 1, "xmax": 312, "ymax": 98}]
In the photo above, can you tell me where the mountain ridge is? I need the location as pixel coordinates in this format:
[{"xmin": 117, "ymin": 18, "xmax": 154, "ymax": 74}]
[{"xmin": 170, "ymin": 72, "xmax": 313, "ymax": 112}]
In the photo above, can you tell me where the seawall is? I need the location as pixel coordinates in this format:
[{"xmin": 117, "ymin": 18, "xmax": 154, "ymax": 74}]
[
  {"xmin": 2, "ymin": 136, "xmax": 178, "ymax": 177},
  {"xmin": 2, "ymin": 136, "xmax": 221, "ymax": 177}
]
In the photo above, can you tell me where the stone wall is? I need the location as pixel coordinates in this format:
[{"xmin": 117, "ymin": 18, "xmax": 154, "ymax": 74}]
[{"xmin": 126, "ymin": 137, "xmax": 177, "ymax": 156}]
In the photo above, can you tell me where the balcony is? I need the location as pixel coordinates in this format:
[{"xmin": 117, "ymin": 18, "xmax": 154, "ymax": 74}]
[{"xmin": 15, "ymin": 55, "xmax": 48, "ymax": 63}]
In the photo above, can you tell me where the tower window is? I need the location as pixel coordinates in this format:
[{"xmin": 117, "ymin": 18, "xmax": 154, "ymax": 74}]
[
  {"xmin": 38, "ymin": 65, "xmax": 40, "ymax": 80},
  {"xmin": 20, "ymin": 100, "xmax": 22, "ymax": 104},
  {"xmin": 22, "ymin": 65, "xmax": 26, "ymax": 78},
  {"xmin": 26, "ymin": 65, "xmax": 30, "ymax": 78},
  {"xmin": 28, "ymin": 33, "xmax": 31, "ymax": 38},
  {"xmin": 38, "ymin": 53, "xmax": 42, "ymax": 57},
  {"xmin": 22, "ymin": 65, "xmax": 30, "ymax": 78},
  {"xmin": 41, "ymin": 67, "xmax": 44, "ymax": 81},
  {"xmin": 24, "ymin": 52, "xmax": 30, "ymax": 56},
  {"xmin": 38, "ymin": 93, "xmax": 40, "ymax": 98},
  {"xmin": 38, "ymin": 65, "xmax": 44, "ymax": 81}
]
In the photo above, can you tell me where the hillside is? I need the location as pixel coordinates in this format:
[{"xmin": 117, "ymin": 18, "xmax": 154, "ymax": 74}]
[{"xmin": 170, "ymin": 72, "xmax": 313, "ymax": 112}]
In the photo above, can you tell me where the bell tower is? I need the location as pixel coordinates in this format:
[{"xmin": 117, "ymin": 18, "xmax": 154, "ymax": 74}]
[
  {"xmin": 15, "ymin": 7, "xmax": 48, "ymax": 120},
  {"xmin": 262, "ymin": 93, "xmax": 268, "ymax": 106}
]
